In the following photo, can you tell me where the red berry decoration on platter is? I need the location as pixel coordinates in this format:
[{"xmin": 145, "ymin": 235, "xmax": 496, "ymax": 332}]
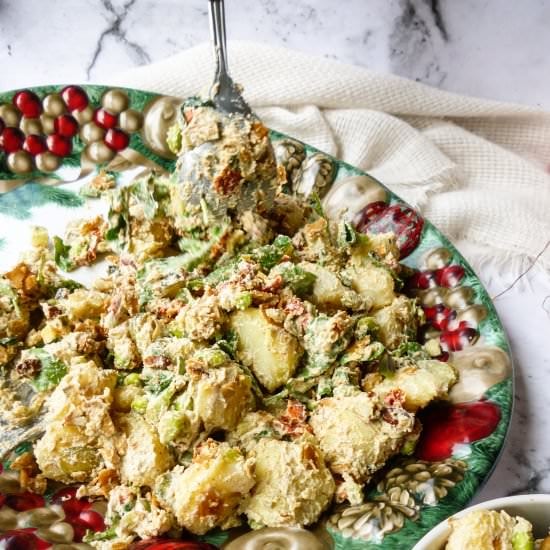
[
  {"xmin": 13, "ymin": 90, "xmax": 43, "ymax": 118},
  {"xmin": 434, "ymin": 265, "xmax": 466, "ymax": 288},
  {"xmin": 355, "ymin": 201, "xmax": 424, "ymax": 258},
  {"xmin": 46, "ymin": 134, "xmax": 72, "ymax": 157},
  {"xmin": 5, "ymin": 491, "xmax": 46, "ymax": 512},
  {"xmin": 53, "ymin": 114, "xmax": 79, "ymax": 137},
  {"xmin": 0, "ymin": 127, "xmax": 25, "ymax": 153},
  {"xmin": 23, "ymin": 134, "xmax": 48, "ymax": 156},
  {"xmin": 129, "ymin": 540, "xmax": 218, "ymax": 550},
  {"xmin": 104, "ymin": 128, "xmax": 129, "ymax": 151},
  {"xmin": 408, "ymin": 270, "xmax": 437, "ymax": 290},
  {"xmin": 94, "ymin": 108, "xmax": 118, "ymax": 129},
  {"xmin": 416, "ymin": 400, "xmax": 501, "ymax": 461},
  {"xmin": 61, "ymin": 85, "xmax": 89, "ymax": 112},
  {"xmin": 440, "ymin": 326, "xmax": 479, "ymax": 352},
  {"xmin": 0, "ymin": 529, "xmax": 45, "ymax": 550},
  {"xmin": 0, "ymin": 494, "xmax": 6, "ymax": 508}
]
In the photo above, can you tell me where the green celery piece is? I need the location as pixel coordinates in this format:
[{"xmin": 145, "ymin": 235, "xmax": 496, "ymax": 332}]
[
  {"xmin": 512, "ymin": 531, "xmax": 534, "ymax": 550},
  {"xmin": 29, "ymin": 349, "xmax": 68, "ymax": 391},
  {"xmin": 52, "ymin": 236, "xmax": 74, "ymax": 271}
]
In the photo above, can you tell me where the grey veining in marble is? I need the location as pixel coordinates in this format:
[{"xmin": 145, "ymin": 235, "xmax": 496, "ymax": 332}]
[
  {"xmin": 1, "ymin": 0, "xmax": 550, "ymax": 516},
  {"xmin": 2, "ymin": 0, "xmax": 550, "ymax": 107}
]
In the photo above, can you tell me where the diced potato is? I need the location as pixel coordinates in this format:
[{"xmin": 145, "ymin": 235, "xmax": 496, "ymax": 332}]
[
  {"xmin": 347, "ymin": 259, "xmax": 395, "ymax": 309},
  {"xmin": 154, "ymin": 440, "xmax": 254, "ymax": 535},
  {"xmin": 243, "ymin": 434, "xmax": 335, "ymax": 527},
  {"xmin": 189, "ymin": 363, "xmax": 254, "ymax": 432},
  {"xmin": 63, "ymin": 289, "xmax": 107, "ymax": 320},
  {"xmin": 373, "ymin": 359, "xmax": 458, "ymax": 411},
  {"xmin": 309, "ymin": 392, "xmax": 415, "ymax": 484},
  {"xmin": 373, "ymin": 295, "xmax": 420, "ymax": 350},
  {"xmin": 115, "ymin": 412, "xmax": 174, "ymax": 487},
  {"xmin": 299, "ymin": 261, "xmax": 367, "ymax": 311},
  {"xmin": 229, "ymin": 308, "xmax": 302, "ymax": 392},
  {"xmin": 107, "ymin": 320, "xmax": 141, "ymax": 370},
  {"xmin": 34, "ymin": 361, "xmax": 118, "ymax": 484}
]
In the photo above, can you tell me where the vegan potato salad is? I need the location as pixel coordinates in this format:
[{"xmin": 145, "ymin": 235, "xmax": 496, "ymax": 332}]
[{"xmin": 0, "ymin": 99, "xmax": 458, "ymax": 548}]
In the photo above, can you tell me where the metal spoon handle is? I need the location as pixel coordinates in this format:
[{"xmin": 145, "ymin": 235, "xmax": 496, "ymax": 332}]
[{"xmin": 208, "ymin": 0, "xmax": 229, "ymax": 81}]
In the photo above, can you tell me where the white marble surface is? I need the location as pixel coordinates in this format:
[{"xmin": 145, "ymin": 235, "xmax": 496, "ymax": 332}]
[{"xmin": 2, "ymin": 0, "xmax": 550, "ymax": 512}]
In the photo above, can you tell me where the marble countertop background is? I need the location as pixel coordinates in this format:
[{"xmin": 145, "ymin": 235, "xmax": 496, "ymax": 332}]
[{"xmin": 2, "ymin": 0, "xmax": 550, "ymax": 516}]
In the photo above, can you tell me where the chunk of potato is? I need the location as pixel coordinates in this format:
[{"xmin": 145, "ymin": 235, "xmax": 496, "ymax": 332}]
[
  {"xmin": 229, "ymin": 308, "xmax": 302, "ymax": 392},
  {"xmin": 243, "ymin": 434, "xmax": 335, "ymax": 528},
  {"xmin": 347, "ymin": 259, "xmax": 395, "ymax": 309},
  {"xmin": 373, "ymin": 294, "xmax": 419, "ymax": 350},
  {"xmin": 373, "ymin": 359, "xmax": 458, "ymax": 411},
  {"xmin": 299, "ymin": 261, "xmax": 367, "ymax": 311},
  {"xmin": 115, "ymin": 412, "xmax": 174, "ymax": 487},
  {"xmin": 190, "ymin": 363, "xmax": 254, "ymax": 432},
  {"xmin": 34, "ymin": 361, "xmax": 118, "ymax": 484},
  {"xmin": 309, "ymin": 392, "xmax": 415, "ymax": 484},
  {"xmin": 154, "ymin": 439, "xmax": 254, "ymax": 535}
]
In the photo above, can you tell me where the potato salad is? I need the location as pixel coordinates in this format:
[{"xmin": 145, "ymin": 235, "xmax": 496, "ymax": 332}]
[{"xmin": 0, "ymin": 98, "xmax": 458, "ymax": 548}]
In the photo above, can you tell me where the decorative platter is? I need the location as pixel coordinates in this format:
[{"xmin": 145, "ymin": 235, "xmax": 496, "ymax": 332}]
[{"xmin": 0, "ymin": 84, "xmax": 513, "ymax": 549}]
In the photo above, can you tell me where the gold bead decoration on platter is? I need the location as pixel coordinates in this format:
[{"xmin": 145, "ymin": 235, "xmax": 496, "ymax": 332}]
[
  {"xmin": 0, "ymin": 104, "xmax": 21, "ymax": 126},
  {"xmin": 0, "ymin": 507, "xmax": 17, "ymax": 531},
  {"xmin": 101, "ymin": 89, "xmax": 129, "ymax": 114},
  {"xmin": 7, "ymin": 151, "xmax": 33, "ymax": 173},
  {"xmin": 449, "ymin": 346, "xmax": 512, "ymax": 403},
  {"xmin": 40, "ymin": 114, "xmax": 55, "ymax": 134},
  {"xmin": 19, "ymin": 117, "xmax": 43, "ymax": 136},
  {"xmin": 36, "ymin": 521, "xmax": 75, "ymax": 544},
  {"xmin": 17, "ymin": 506, "xmax": 65, "ymax": 528},
  {"xmin": 119, "ymin": 109, "xmax": 143, "ymax": 132},
  {"xmin": 223, "ymin": 526, "xmax": 330, "ymax": 550},
  {"xmin": 419, "ymin": 287, "xmax": 449, "ymax": 307},
  {"xmin": 423, "ymin": 247, "xmax": 453, "ymax": 270},
  {"xmin": 42, "ymin": 93, "xmax": 66, "ymax": 117},
  {"xmin": 455, "ymin": 304, "xmax": 487, "ymax": 328},
  {"xmin": 445, "ymin": 286, "xmax": 474, "ymax": 310},
  {"xmin": 80, "ymin": 121, "xmax": 105, "ymax": 144},
  {"xmin": 323, "ymin": 174, "xmax": 388, "ymax": 222},
  {"xmin": 35, "ymin": 152, "xmax": 61, "ymax": 172},
  {"xmin": 72, "ymin": 104, "xmax": 94, "ymax": 124},
  {"xmin": 141, "ymin": 96, "xmax": 181, "ymax": 158},
  {"xmin": 85, "ymin": 141, "xmax": 116, "ymax": 163}
]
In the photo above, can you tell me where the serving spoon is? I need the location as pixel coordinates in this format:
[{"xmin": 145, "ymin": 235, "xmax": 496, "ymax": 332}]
[
  {"xmin": 177, "ymin": 0, "xmax": 277, "ymax": 220},
  {"xmin": 208, "ymin": 0, "xmax": 251, "ymax": 116}
]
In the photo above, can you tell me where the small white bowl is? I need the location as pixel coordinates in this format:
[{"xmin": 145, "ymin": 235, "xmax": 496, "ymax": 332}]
[{"xmin": 413, "ymin": 494, "xmax": 550, "ymax": 550}]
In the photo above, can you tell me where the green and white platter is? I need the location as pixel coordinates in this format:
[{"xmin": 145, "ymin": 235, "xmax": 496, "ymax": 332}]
[{"xmin": 0, "ymin": 84, "xmax": 513, "ymax": 549}]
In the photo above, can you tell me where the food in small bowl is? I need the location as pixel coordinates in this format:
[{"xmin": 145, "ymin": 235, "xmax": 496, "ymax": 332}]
[{"xmin": 413, "ymin": 494, "xmax": 550, "ymax": 550}]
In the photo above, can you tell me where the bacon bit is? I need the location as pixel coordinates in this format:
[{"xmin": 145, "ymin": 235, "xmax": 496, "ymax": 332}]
[
  {"xmin": 301, "ymin": 444, "xmax": 319, "ymax": 470},
  {"xmin": 382, "ymin": 409, "xmax": 399, "ymax": 426},
  {"xmin": 186, "ymin": 358, "xmax": 207, "ymax": 380},
  {"xmin": 251, "ymin": 121, "xmax": 269, "ymax": 140},
  {"xmin": 95, "ymin": 468, "xmax": 119, "ymax": 497},
  {"xmin": 283, "ymin": 297, "xmax": 307, "ymax": 317},
  {"xmin": 11, "ymin": 452, "xmax": 47, "ymax": 495},
  {"xmin": 183, "ymin": 108, "xmax": 194, "ymax": 123},
  {"xmin": 263, "ymin": 274, "xmax": 283, "ymax": 293},
  {"xmin": 197, "ymin": 489, "xmax": 223, "ymax": 518},
  {"xmin": 144, "ymin": 355, "xmax": 172, "ymax": 369},
  {"xmin": 274, "ymin": 400, "xmax": 312, "ymax": 438},
  {"xmin": 5, "ymin": 263, "xmax": 39, "ymax": 298},
  {"xmin": 384, "ymin": 389, "xmax": 405, "ymax": 408},
  {"xmin": 210, "ymin": 230, "xmax": 230, "ymax": 260},
  {"xmin": 213, "ymin": 166, "xmax": 242, "ymax": 196},
  {"xmin": 14, "ymin": 358, "xmax": 41, "ymax": 378},
  {"xmin": 43, "ymin": 304, "xmax": 62, "ymax": 319},
  {"xmin": 277, "ymin": 164, "xmax": 288, "ymax": 185}
]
